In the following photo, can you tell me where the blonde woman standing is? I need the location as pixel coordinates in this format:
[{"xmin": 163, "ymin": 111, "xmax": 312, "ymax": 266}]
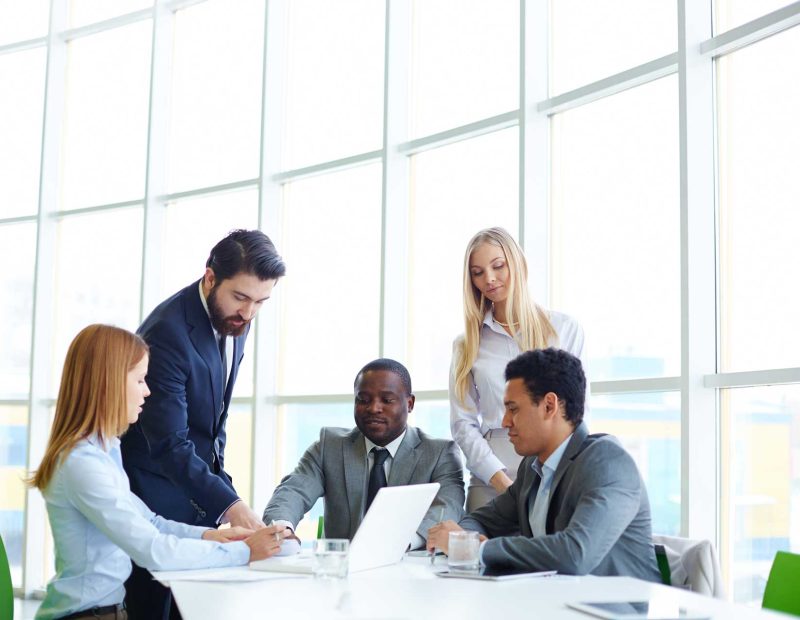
[
  {"xmin": 450, "ymin": 228, "xmax": 587, "ymax": 512},
  {"xmin": 29, "ymin": 325, "xmax": 284, "ymax": 620}
]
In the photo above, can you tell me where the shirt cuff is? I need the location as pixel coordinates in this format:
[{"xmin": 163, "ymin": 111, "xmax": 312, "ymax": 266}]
[
  {"xmin": 272, "ymin": 519, "xmax": 295, "ymax": 532},
  {"xmin": 479, "ymin": 539, "xmax": 488, "ymax": 566},
  {"xmin": 217, "ymin": 498, "xmax": 242, "ymax": 525},
  {"xmin": 229, "ymin": 540, "xmax": 251, "ymax": 565},
  {"xmin": 473, "ymin": 456, "xmax": 507, "ymax": 487},
  {"xmin": 408, "ymin": 533, "xmax": 426, "ymax": 551}
]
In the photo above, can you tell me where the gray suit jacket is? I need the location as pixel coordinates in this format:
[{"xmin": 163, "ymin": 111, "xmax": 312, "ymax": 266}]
[
  {"xmin": 263, "ymin": 426, "xmax": 465, "ymax": 542},
  {"xmin": 460, "ymin": 423, "xmax": 661, "ymax": 581}
]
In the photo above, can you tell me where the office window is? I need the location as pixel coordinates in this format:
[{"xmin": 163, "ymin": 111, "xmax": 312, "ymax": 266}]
[
  {"xmin": 60, "ymin": 21, "xmax": 151, "ymax": 210},
  {"xmin": 411, "ymin": 0, "xmax": 518, "ymax": 138},
  {"xmin": 282, "ymin": 0, "xmax": 384, "ymax": 169},
  {"xmin": 0, "ymin": 48, "xmax": 46, "ymax": 219},
  {"xmin": 550, "ymin": 0, "xmax": 676, "ymax": 95},
  {"xmin": 592, "ymin": 392, "xmax": 681, "ymax": 536},
  {"xmin": 224, "ymin": 403, "xmax": 254, "ymax": 506},
  {"xmin": 0, "ymin": 1, "xmax": 49, "ymax": 45},
  {"xmin": 50, "ymin": 209, "xmax": 143, "ymax": 394},
  {"xmin": 551, "ymin": 76, "xmax": 680, "ymax": 381},
  {"xmin": 721, "ymin": 385, "xmax": 800, "ymax": 605},
  {"xmin": 408, "ymin": 128, "xmax": 519, "ymax": 391},
  {"xmin": 717, "ymin": 27, "xmax": 800, "ymax": 373},
  {"xmin": 0, "ymin": 405, "xmax": 28, "ymax": 587},
  {"xmin": 67, "ymin": 0, "xmax": 152, "ymax": 29},
  {"xmin": 278, "ymin": 164, "xmax": 382, "ymax": 395},
  {"xmin": 715, "ymin": 0, "xmax": 795, "ymax": 33},
  {"xmin": 168, "ymin": 0, "xmax": 264, "ymax": 193},
  {"xmin": 0, "ymin": 223, "xmax": 36, "ymax": 398}
]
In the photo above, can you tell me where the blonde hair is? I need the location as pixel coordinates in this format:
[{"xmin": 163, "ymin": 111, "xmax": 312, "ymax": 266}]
[
  {"xmin": 453, "ymin": 227, "xmax": 556, "ymax": 406},
  {"xmin": 28, "ymin": 324, "xmax": 148, "ymax": 490}
]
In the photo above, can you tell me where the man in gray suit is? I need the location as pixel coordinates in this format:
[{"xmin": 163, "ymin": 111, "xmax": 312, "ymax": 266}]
[
  {"xmin": 427, "ymin": 348, "xmax": 661, "ymax": 581},
  {"xmin": 263, "ymin": 358, "xmax": 465, "ymax": 549}
]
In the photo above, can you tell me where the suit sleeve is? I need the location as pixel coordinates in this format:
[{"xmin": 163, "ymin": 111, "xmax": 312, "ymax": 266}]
[
  {"xmin": 481, "ymin": 442, "xmax": 643, "ymax": 574},
  {"xmin": 138, "ymin": 322, "xmax": 239, "ymax": 520},
  {"xmin": 262, "ymin": 432, "xmax": 327, "ymax": 528},
  {"xmin": 416, "ymin": 440, "xmax": 465, "ymax": 540}
]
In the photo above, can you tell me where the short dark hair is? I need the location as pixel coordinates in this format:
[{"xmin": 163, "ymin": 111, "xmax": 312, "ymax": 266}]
[
  {"xmin": 206, "ymin": 229, "xmax": 286, "ymax": 283},
  {"xmin": 354, "ymin": 358, "xmax": 413, "ymax": 395},
  {"xmin": 504, "ymin": 348, "xmax": 585, "ymax": 426}
]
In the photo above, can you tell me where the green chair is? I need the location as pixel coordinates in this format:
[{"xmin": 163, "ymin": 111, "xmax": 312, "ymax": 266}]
[
  {"xmin": 0, "ymin": 532, "xmax": 13, "ymax": 620},
  {"xmin": 763, "ymin": 550, "xmax": 800, "ymax": 617}
]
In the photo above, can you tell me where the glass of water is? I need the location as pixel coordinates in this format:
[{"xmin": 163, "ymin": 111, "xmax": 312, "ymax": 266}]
[
  {"xmin": 312, "ymin": 538, "xmax": 349, "ymax": 579},
  {"xmin": 448, "ymin": 531, "xmax": 480, "ymax": 572}
]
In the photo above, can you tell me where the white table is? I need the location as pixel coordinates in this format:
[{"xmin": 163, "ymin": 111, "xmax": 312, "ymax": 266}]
[{"xmin": 153, "ymin": 557, "xmax": 785, "ymax": 619}]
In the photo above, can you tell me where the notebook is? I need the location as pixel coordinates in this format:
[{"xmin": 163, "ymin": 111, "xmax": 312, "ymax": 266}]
[{"xmin": 250, "ymin": 482, "xmax": 440, "ymax": 574}]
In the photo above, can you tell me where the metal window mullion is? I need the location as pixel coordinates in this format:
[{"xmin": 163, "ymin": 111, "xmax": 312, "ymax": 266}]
[
  {"xmin": 252, "ymin": 0, "xmax": 288, "ymax": 511},
  {"xmin": 140, "ymin": 1, "xmax": 176, "ymax": 320},
  {"xmin": 520, "ymin": 0, "xmax": 549, "ymax": 304},
  {"xmin": 379, "ymin": 0, "xmax": 411, "ymax": 359},
  {"xmin": 678, "ymin": 1, "xmax": 718, "ymax": 545},
  {"xmin": 23, "ymin": 0, "xmax": 68, "ymax": 596}
]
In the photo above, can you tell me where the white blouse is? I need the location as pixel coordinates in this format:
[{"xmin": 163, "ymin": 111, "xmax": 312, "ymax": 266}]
[{"xmin": 448, "ymin": 309, "xmax": 587, "ymax": 485}]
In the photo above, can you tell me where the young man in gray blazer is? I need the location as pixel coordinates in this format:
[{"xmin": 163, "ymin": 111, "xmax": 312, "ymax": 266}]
[
  {"xmin": 263, "ymin": 358, "xmax": 465, "ymax": 549},
  {"xmin": 427, "ymin": 348, "xmax": 661, "ymax": 582}
]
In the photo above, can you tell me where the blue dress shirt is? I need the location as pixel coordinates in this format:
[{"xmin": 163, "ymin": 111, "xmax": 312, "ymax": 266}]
[{"xmin": 36, "ymin": 435, "xmax": 249, "ymax": 620}]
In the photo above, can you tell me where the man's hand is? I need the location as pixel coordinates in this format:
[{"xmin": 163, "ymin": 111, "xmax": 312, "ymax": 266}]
[
  {"xmin": 202, "ymin": 526, "xmax": 253, "ymax": 543},
  {"xmin": 245, "ymin": 524, "xmax": 287, "ymax": 562},
  {"xmin": 223, "ymin": 500, "xmax": 266, "ymax": 530},
  {"xmin": 425, "ymin": 520, "xmax": 464, "ymax": 555},
  {"xmin": 489, "ymin": 470, "xmax": 513, "ymax": 494}
]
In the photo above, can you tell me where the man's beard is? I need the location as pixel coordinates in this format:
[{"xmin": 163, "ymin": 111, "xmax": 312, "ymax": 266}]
[{"xmin": 207, "ymin": 287, "xmax": 250, "ymax": 337}]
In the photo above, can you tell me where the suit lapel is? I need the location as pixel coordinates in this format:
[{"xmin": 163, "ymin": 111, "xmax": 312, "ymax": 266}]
[
  {"xmin": 184, "ymin": 281, "xmax": 223, "ymax": 421},
  {"xmin": 343, "ymin": 430, "xmax": 368, "ymax": 535},
  {"xmin": 520, "ymin": 460, "xmax": 539, "ymax": 537},
  {"xmin": 545, "ymin": 422, "xmax": 590, "ymax": 533},
  {"xmin": 387, "ymin": 427, "xmax": 421, "ymax": 485}
]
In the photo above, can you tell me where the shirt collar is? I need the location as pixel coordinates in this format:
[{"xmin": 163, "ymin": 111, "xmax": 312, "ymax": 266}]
[
  {"xmin": 198, "ymin": 279, "xmax": 221, "ymax": 340},
  {"xmin": 364, "ymin": 428, "xmax": 407, "ymax": 459},
  {"xmin": 483, "ymin": 308, "xmax": 513, "ymax": 336},
  {"xmin": 86, "ymin": 433, "xmax": 120, "ymax": 453},
  {"xmin": 532, "ymin": 432, "xmax": 573, "ymax": 479}
]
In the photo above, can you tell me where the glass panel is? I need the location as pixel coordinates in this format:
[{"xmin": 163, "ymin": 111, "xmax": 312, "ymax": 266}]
[
  {"xmin": 0, "ymin": 223, "xmax": 36, "ymax": 398},
  {"xmin": 721, "ymin": 385, "xmax": 800, "ymax": 605},
  {"xmin": 717, "ymin": 28, "xmax": 800, "ymax": 372},
  {"xmin": 0, "ymin": 48, "xmax": 46, "ymax": 219},
  {"xmin": 60, "ymin": 20, "xmax": 151, "ymax": 210},
  {"xmin": 408, "ymin": 128, "xmax": 518, "ymax": 391},
  {"xmin": 551, "ymin": 76, "xmax": 680, "ymax": 381},
  {"xmin": 159, "ymin": 190, "xmax": 259, "ymax": 301},
  {"xmin": 51, "ymin": 208, "xmax": 143, "ymax": 395},
  {"xmin": 68, "ymin": 0, "xmax": 152, "ymax": 28},
  {"xmin": 278, "ymin": 164, "xmax": 382, "ymax": 395},
  {"xmin": 550, "ymin": 0, "xmax": 676, "ymax": 95},
  {"xmin": 592, "ymin": 392, "xmax": 681, "ymax": 537},
  {"xmin": 168, "ymin": 0, "xmax": 264, "ymax": 192},
  {"xmin": 224, "ymin": 402, "xmax": 253, "ymax": 506},
  {"xmin": 410, "ymin": 399, "xmax": 452, "ymax": 441},
  {"xmin": 411, "ymin": 0, "xmax": 518, "ymax": 138},
  {"xmin": 282, "ymin": 0, "xmax": 384, "ymax": 169},
  {"xmin": 715, "ymin": 1, "xmax": 795, "ymax": 33},
  {"xmin": 277, "ymin": 403, "xmax": 355, "ymax": 539},
  {"xmin": 0, "ymin": 0, "xmax": 49, "ymax": 45},
  {"xmin": 0, "ymin": 405, "xmax": 28, "ymax": 587}
]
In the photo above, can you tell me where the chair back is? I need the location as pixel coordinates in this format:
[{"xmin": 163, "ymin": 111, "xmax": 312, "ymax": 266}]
[
  {"xmin": 763, "ymin": 550, "xmax": 800, "ymax": 616},
  {"xmin": 652, "ymin": 534, "xmax": 724, "ymax": 598},
  {"xmin": 0, "ymin": 532, "xmax": 13, "ymax": 620}
]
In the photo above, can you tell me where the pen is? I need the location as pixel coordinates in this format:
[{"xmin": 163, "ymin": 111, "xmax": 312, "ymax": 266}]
[
  {"xmin": 429, "ymin": 506, "xmax": 445, "ymax": 565},
  {"xmin": 270, "ymin": 519, "xmax": 280, "ymax": 543}
]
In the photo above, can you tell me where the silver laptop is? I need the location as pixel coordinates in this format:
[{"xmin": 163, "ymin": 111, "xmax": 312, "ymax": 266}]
[{"xmin": 250, "ymin": 482, "xmax": 440, "ymax": 574}]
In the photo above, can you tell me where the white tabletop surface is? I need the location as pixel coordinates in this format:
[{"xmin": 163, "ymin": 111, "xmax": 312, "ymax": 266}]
[{"xmin": 153, "ymin": 556, "xmax": 786, "ymax": 620}]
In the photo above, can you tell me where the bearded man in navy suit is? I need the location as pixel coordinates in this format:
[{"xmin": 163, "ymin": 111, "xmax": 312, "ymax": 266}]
[{"xmin": 121, "ymin": 229, "xmax": 285, "ymax": 619}]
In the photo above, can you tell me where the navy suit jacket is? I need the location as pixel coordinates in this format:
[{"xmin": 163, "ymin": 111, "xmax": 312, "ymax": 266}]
[{"xmin": 121, "ymin": 280, "xmax": 247, "ymax": 527}]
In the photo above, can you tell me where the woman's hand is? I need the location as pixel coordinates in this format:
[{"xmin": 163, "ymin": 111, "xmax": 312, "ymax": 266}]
[
  {"xmin": 489, "ymin": 470, "xmax": 513, "ymax": 494},
  {"xmin": 202, "ymin": 526, "xmax": 254, "ymax": 543}
]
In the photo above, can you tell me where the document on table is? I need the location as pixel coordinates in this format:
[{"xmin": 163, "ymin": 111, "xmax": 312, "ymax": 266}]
[{"xmin": 152, "ymin": 566, "xmax": 305, "ymax": 585}]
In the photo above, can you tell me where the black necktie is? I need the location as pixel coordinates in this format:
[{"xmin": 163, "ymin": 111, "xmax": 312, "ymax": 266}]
[
  {"xmin": 366, "ymin": 447, "xmax": 390, "ymax": 511},
  {"xmin": 218, "ymin": 335, "xmax": 227, "ymax": 388}
]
